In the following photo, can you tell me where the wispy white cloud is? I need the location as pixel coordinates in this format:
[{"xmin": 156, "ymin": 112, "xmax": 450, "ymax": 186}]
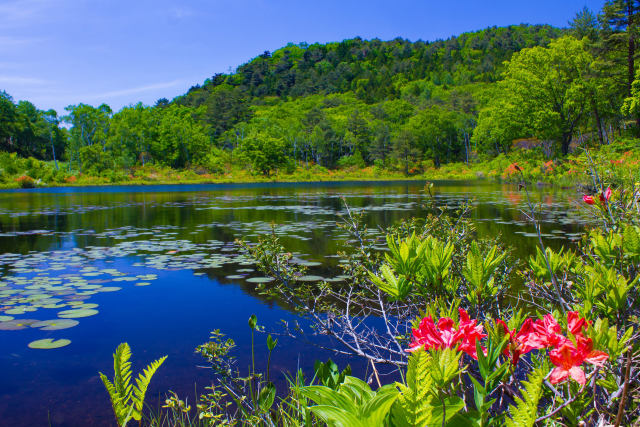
[
  {"xmin": 0, "ymin": 75, "xmax": 47, "ymax": 85},
  {"xmin": 84, "ymin": 80, "xmax": 184, "ymax": 99}
]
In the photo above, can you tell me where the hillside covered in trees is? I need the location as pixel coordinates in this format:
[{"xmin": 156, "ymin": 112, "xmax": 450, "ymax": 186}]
[{"xmin": 1, "ymin": 2, "xmax": 640, "ymax": 186}]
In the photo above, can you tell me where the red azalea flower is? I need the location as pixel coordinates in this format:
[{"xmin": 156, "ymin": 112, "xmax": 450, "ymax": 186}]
[
  {"xmin": 436, "ymin": 317, "xmax": 460, "ymax": 348},
  {"xmin": 599, "ymin": 187, "xmax": 612, "ymax": 204},
  {"xmin": 583, "ymin": 195, "xmax": 595, "ymax": 205},
  {"xmin": 549, "ymin": 336, "xmax": 608, "ymax": 386},
  {"xmin": 567, "ymin": 311, "xmax": 589, "ymax": 336},
  {"xmin": 533, "ymin": 314, "xmax": 567, "ymax": 348},
  {"xmin": 497, "ymin": 318, "xmax": 546, "ymax": 365},
  {"xmin": 407, "ymin": 310, "xmax": 486, "ymax": 359},
  {"xmin": 457, "ymin": 309, "xmax": 486, "ymax": 360},
  {"xmin": 407, "ymin": 316, "xmax": 462, "ymax": 353}
]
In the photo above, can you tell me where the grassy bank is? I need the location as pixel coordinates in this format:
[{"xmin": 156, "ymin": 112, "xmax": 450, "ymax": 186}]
[
  {"xmin": 2, "ymin": 140, "xmax": 638, "ymax": 189},
  {"xmin": 422, "ymin": 138, "xmax": 640, "ymax": 186}
]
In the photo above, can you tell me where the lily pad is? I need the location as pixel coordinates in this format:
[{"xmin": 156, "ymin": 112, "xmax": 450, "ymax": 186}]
[
  {"xmin": 5, "ymin": 306, "xmax": 37, "ymax": 315},
  {"xmin": 40, "ymin": 303, "xmax": 68, "ymax": 309},
  {"xmin": 297, "ymin": 275, "xmax": 324, "ymax": 282},
  {"xmin": 76, "ymin": 303, "xmax": 99, "ymax": 309},
  {"xmin": 296, "ymin": 261, "xmax": 322, "ymax": 267},
  {"xmin": 57, "ymin": 308, "xmax": 99, "ymax": 318},
  {"xmin": 0, "ymin": 319, "xmax": 40, "ymax": 330},
  {"xmin": 135, "ymin": 282, "xmax": 151, "ymax": 286},
  {"xmin": 28, "ymin": 338, "xmax": 71, "ymax": 349},
  {"xmin": 31, "ymin": 319, "xmax": 79, "ymax": 330},
  {"xmin": 246, "ymin": 277, "xmax": 274, "ymax": 284},
  {"xmin": 113, "ymin": 277, "xmax": 137, "ymax": 282},
  {"xmin": 0, "ymin": 315, "xmax": 15, "ymax": 322}
]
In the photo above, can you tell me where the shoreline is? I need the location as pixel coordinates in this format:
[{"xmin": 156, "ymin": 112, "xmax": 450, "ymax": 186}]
[{"xmin": 0, "ymin": 173, "xmax": 580, "ymax": 191}]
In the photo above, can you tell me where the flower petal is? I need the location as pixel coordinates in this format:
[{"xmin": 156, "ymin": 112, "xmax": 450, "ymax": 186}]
[
  {"xmin": 567, "ymin": 311, "xmax": 588, "ymax": 336},
  {"xmin": 569, "ymin": 366, "xmax": 586, "ymax": 386},
  {"xmin": 549, "ymin": 367, "xmax": 569, "ymax": 384},
  {"xmin": 585, "ymin": 350, "xmax": 609, "ymax": 367}
]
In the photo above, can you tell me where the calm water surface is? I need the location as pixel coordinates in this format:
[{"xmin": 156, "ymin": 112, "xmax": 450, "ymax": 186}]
[{"xmin": 0, "ymin": 181, "xmax": 589, "ymax": 426}]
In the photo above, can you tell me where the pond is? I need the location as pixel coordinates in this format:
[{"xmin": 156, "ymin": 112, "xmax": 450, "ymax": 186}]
[{"xmin": 0, "ymin": 180, "xmax": 589, "ymax": 426}]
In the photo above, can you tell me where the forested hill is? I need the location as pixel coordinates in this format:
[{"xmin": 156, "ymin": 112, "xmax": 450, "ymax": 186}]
[
  {"xmin": 174, "ymin": 25, "xmax": 562, "ymax": 137},
  {"xmin": 18, "ymin": 19, "xmax": 638, "ymax": 182}
]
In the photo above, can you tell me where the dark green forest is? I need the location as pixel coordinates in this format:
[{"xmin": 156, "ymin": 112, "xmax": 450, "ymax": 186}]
[{"xmin": 1, "ymin": 2, "xmax": 640, "ymax": 181}]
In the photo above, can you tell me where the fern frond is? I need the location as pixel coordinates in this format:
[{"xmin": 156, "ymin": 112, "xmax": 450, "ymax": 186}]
[
  {"xmin": 505, "ymin": 365, "xmax": 546, "ymax": 427},
  {"xmin": 100, "ymin": 342, "xmax": 166, "ymax": 427},
  {"xmin": 391, "ymin": 349, "xmax": 436, "ymax": 427},
  {"xmin": 99, "ymin": 373, "xmax": 120, "ymax": 413},
  {"xmin": 114, "ymin": 342, "xmax": 133, "ymax": 403},
  {"xmin": 100, "ymin": 372, "xmax": 133, "ymax": 427},
  {"xmin": 131, "ymin": 355, "xmax": 167, "ymax": 419}
]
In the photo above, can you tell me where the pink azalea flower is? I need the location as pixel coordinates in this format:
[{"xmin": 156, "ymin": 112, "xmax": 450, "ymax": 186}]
[
  {"xmin": 533, "ymin": 314, "xmax": 567, "ymax": 348},
  {"xmin": 407, "ymin": 309, "xmax": 485, "ymax": 359},
  {"xmin": 549, "ymin": 336, "xmax": 608, "ymax": 386},
  {"xmin": 599, "ymin": 187, "xmax": 612, "ymax": 203},
  {"xmin": 407, "ymin": 316, "xmax": 462, "ymax": 353},
  {"xmin": 457, "ymin": 309, "xmax": 486, "ymax": 360},
  {"xmin": 497, "ymin": 318, "xmax": 546, "ymax": 365}
]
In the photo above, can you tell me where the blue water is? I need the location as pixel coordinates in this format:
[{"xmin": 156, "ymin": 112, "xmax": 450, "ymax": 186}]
[{"xmin": 0, "ymin": 181, "xmax": 588, "ymax": 426}]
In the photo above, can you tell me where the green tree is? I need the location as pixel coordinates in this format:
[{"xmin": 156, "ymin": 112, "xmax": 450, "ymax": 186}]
[
  {"xmin": 64, "ymin": 103, "xmax": 112, "ymax": 170},
  {"xmin": 42, "ymin": 110, "xmax": 63, "ymax": 168},
  {"xmin": 108, "ymin": 103, "xmax": 155, "ymax": 168},
  {"xmin": 570, "ymin": 7, "xmax": 600, "ymax": 41},
  {"xmin": 346, "ymin": 109, "xmax": 371, "ymax": 161},
  {"xmin": 369, "ymin": 121, "xmax": 391, "ymax": 162},
  {"xmin": 152, "ymin": 104, "xmax": 209, "ymax": 168},
  {"xmin": 391, "ymin": 129, "xmax": 420, "ymax": 175},
  {"xmin": 600, "ymin": 0, "xmax": 640, "ymax": 97},
  {"xmin": 239, "ymin": 134, "xmax": 288, "ymax": 176},
  {"xmin": 404, "ymin": 106, "xmax": 463, "ymax": 166},
  {"xmin": 473, "ymin": 36, "xmax": 594, "ymax": 155},
  {"xmin": 0, "ymin": 91, "xmax": 19, "ymax": 152}
]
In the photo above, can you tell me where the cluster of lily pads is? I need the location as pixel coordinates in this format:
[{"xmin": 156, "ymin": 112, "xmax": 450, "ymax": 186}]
[
  {"xmin": 0, "ymin": 189, "xmax": 591, "ymax": 352},
  {"xmin": 0, "ymin": 257, "xmax": 161, "ymax": 349},
  {"xmin": 0, "ymin": 230, "xmax": 346, "ymax": 349}
]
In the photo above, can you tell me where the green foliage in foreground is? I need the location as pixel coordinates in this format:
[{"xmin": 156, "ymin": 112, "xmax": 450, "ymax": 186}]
[
  {"xmin": 300, "ymin": 377, "xmax": 399, "ymax": 427},
  {"xmin": 100, "ymin": 342, "xmax": 167, "ymax": 427},
  {"xmin": 94, "ymin": 165, "xmax": 640, "ymax": 426},
  {"xmin": 504, "ymin": 365, "xmax": 546, "ymax": 427}
]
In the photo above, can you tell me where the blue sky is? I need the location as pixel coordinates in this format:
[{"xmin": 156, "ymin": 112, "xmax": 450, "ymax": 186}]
[{"xmin": 0, "ymin": 0, "xmax": 605, "ymax": 114}]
